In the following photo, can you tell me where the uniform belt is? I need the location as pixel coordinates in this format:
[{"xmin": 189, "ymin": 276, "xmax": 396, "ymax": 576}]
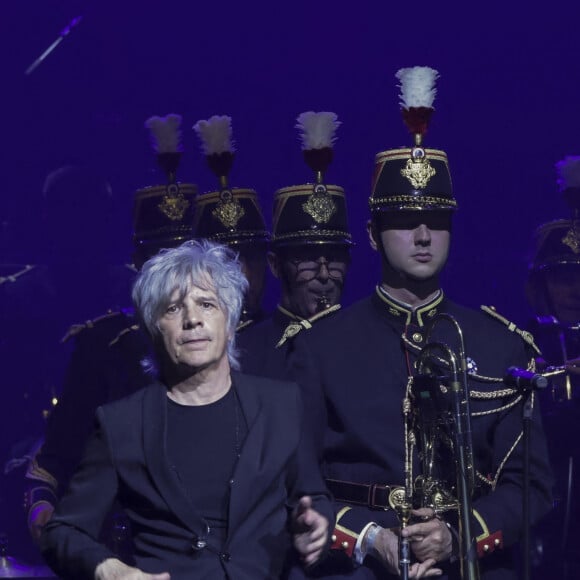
[{"xmin": 325, "ymin": 478, "xmax": 395, "ymax": 510}]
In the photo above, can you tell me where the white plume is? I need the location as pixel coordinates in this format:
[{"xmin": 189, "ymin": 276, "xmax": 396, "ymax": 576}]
[
  {"xmin": 295, "ymin": 111, "xmax": 341, "ymax": 150},
  {"xmin": 144, "ymin": 114, "xmax": 183, "ymax": 153},
  {"xmin": 556, "ymin": 156, "xmax": 580, "ymax": 189},
  {"xmin": 193, "ymin": 115, "xmax": 235, "ymax": 155},
  {"xmin": 396, "ymin": 66, "xmax": 439, "ymax": 109}
]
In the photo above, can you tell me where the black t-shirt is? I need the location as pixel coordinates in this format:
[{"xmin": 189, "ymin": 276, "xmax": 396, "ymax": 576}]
[{"xmin": 166, "ymin": 387, "xmax": 247, "ymax": 531}]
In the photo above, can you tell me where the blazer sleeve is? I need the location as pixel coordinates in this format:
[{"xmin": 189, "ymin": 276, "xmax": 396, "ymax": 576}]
[
  {"xmin": 284, "ymin": 387, "xmax": 335, "ymax": 532},
  {"xmin": 40, "ymin": 408, "xmax": 119, "ymax": 580}
]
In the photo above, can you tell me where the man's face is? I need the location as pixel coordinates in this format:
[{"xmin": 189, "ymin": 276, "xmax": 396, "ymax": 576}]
[
  {"xmin": 157, "ymin": 279, "xmax": 230, "ymax": 373},
  {"xmin": 237, "ymin": 243, "xmax": 268, "ymax": 316},
  {"xmin": 545, "ymin": 266, "xmax": 580, "ymax": 324},
  {"xmin": 269, "ymin": 245, "xmax": 350, "ymax": 318},
  {"xmin": 368, "ymin": 211, "xmax": 451, "ymax": 283}
]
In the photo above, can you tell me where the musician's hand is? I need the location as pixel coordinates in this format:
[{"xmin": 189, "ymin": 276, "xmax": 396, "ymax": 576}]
[
  {"xmin": 95, "ymin": 558, "xmax": 170, "ymax": 579},
  {"xmin": 402, "ymin": 508, "xmax": 453, "ymax": 564},
  {"xmin": 292, "ymin": 496, "xmax": 329, "ymax": 566},
  {"xmin": 370, "ymin": 527, "xmax": 442, "ymax": 578},
  {"xmin": 28, "ymin": 501, "xmax": 54, "ymax": 543}
]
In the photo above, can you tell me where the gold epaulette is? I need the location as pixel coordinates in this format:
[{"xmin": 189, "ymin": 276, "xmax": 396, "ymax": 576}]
[
  {"xmin": 276, "ymin": 304, "xmax": 341, "ymax": 348},
  {"xmin": 109, "ymin": 324, "xmax": 141, "ymax": 347},
  {"xmin": 61, "ymin": 310, "xmax": 125, "ymax": 343},
  {"xmin": 236, "ymin": 318, "xmax": 255, "ymax": 332},
  {"xmin": 480, "ymin": 305, "xmax": 541, "ymax": 355},
  {"xmin": 0, "ymin": 264, "xmax": 36, "ymax": 286}
]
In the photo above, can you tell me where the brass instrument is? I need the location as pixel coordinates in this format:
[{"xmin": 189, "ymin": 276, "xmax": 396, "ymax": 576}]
[
  {"xmin": 400, "ymin": 313, "xmax": 479, "ymax": 580},
  {"xmin": 315, "ymin": 294, "xmax": 331, "ymax": 312},
  {"xmin": 535, "ymin": 316, "xmax": 579, "ymax": 402}
]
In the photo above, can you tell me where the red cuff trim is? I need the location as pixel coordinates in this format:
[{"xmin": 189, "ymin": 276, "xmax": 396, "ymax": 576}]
[
  {"xmin": 330, "ymin": 527, "xmax": 357, "ymax": 558},
  {"xmin": 476, "ymin": 531, "xmax": 503, "ymax": 558}
]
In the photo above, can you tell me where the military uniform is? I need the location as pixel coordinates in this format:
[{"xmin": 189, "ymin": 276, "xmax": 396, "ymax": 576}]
[
  {"xmin": 25, "ymin": 311, "xmax": 152, "ymax": 499},
  {"xmin": 289, "ymin": 288, "xmax": 553, "ymax": 579},
  {"xmin": 523, "ymin": 156, "xmax": 580, "ymax": 578},
  {"xmin": 237, "ymin": 112, "xmax": 352, "ymax": 378},
  {"xmin": 286, "ymin": 67, "xmax": 553, "ymax": 579},
  {"xmin": 23, "ymin": 310, "xmax": 152, "ymax": 561},
  {"xmin": 0, "ymin": 262, "xmax": 135, "ymax": 566},
  {"xmin": 238, "ymin": 304, "xmax": 340, "ymax": 380}
]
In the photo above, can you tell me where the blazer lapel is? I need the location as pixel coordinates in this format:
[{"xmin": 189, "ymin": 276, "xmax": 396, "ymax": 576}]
[{"xmin": 142, "ymin": 383, "xmax": 208, "ymax": 535}]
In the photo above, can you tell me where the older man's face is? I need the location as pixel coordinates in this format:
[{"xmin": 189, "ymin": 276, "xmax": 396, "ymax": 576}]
[
  {"xmin": 270, "ymin": 245, "xmax": 350, "ymax": 319},
  {"xmin": 157, "ymin": 281, "xmax": 230, "ymax": 373}
]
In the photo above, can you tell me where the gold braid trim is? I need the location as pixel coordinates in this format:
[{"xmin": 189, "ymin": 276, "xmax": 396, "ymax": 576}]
[
  {"xmin": 0, "ymin": 264, "xmax": 36, "ymax": 286},
  {"xmin": 276, "ymin": 304, "xmax": 341, "ymax": 348},
  {"xmin": 471, "ymin": 395, "xmax": 522, "ymax": 417},
  {"xmin": 403, "ymin": 334, "xmax": 534, "ymax": 409},
  {"xmin": 480, "ymin": 305, "xmax": 541, "ymax": 355},
  {"xmin": 470, "ymin": 389, "xmax": 518, "ymax": 400},
  {"xmin": 475, "ymin": 431, "xmax": 524, "ymax": 491},
  {"xmin": 109, "ymin": 324, "xmax": 141, "ymax": 347},
  {"xmin": 336, "ymin": 506, "xmax": 353, "ymax": 526},
  {"xmin": 473, "ymin": 509, "xmax": 490, "ymax": 540},
  {"xmin": 61, "ymin": 310, "xmax": 123, "ymax": 343},
  {"xmin": 236, "ymin": 319, "xmax": 255, "ymax": 332},
  {"xmin": 25, "ymin": 456, "xmax": 58, "ymax": 489}
]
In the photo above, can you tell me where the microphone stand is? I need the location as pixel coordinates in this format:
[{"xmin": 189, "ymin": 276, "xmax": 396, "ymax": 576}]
[
  {"xmin": 504, "ymin": 367, "xmax": 549, "ymax": 580},
  {"xmin": 522, "ymin": 390, "xmax": 533, "ymax": 580}
]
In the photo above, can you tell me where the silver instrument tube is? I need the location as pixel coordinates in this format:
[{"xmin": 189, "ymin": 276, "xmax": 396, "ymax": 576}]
[{"xmin": 415, "ymin": 314, "xmax": 479, "ymax": 580}]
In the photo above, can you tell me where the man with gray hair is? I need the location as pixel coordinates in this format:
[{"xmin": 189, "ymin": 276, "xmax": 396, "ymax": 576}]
[{"xmin": 40, "ymin": 240, "xmax": 333, "ymax": 580}]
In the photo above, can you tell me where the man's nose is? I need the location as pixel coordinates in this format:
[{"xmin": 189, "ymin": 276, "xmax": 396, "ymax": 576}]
[
  {"xmin": 183, "ymin": 307, "xmax": 202, "ymax": 328},
  {"xmin": 315, "ymin": 260, "xmax": 331, "ymax": 282},
  {"xmin": 414, "ymin": 224, "xmax": 431, "ymax": 245}
]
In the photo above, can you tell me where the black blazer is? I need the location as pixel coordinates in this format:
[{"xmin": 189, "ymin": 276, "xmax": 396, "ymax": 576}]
[{"xmin": 41, "ymin": 372, "xmax": 333, "ymax": 580}]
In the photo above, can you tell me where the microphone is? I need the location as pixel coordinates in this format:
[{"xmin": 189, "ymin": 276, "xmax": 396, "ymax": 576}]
[
  {"xmin": 504, "ymin": 366, "xmax": 549, "ymax": 391},
  {"xmin": 536, "ymin": 315, "xmax": 580, "ymax": 332},
  {"xmin": 535, "ymin": 315, "xmax": 559, "ymax": 328}
]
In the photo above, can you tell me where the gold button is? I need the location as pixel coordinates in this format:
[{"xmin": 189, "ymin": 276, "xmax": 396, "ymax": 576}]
[
  {"xmin": 341, "ymin": 541, "xmax": 349, "ymax": 550},
  {"xmin": 331, "ymin": 534, "xmax": 337, "ymax": 543},
  {"xmin": 483, "ymin": 544, "xmax": 489, "ymax": 552},
  {"xmin": 494, "ymin": 538, "xmax": 500, "ymax": 546},
  {"xmin": 412, "ymin": 332, "xmax": 423, "ymax": 343}
]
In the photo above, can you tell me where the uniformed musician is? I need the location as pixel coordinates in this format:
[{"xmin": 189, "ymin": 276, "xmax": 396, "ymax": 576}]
[
  {"xmin": 288, "ymin": 67, "xmax": 553, "ymax": 579},
  {"xmin": 238, "ymin": 111, "xmax": 352, "ymax": 380}
]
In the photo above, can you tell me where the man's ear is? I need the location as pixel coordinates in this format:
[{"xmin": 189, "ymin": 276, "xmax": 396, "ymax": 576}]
[
  {"xmin": 267, "ymin": 251, "xmax": 281, "ymax": 279},
  {"xmin": 367, "ymin": 219, "xmax": 380, "ymax": 252}
]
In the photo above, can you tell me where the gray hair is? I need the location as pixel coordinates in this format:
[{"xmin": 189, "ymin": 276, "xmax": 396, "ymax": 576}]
[{"xmin": 132, "ymin": 239, "xmax": 249, "ymax": 370}]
